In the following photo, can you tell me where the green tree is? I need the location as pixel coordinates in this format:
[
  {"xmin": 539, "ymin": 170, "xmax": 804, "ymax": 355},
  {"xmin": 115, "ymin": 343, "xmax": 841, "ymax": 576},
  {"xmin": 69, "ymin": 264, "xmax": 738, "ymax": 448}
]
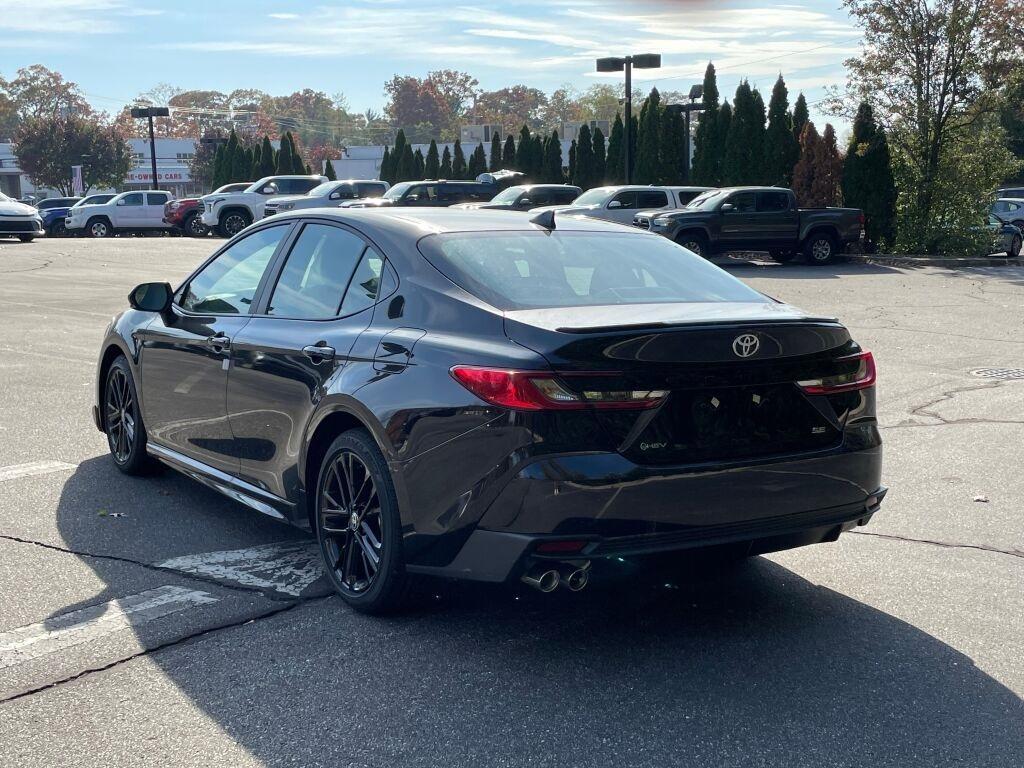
[
  {"xmin": 573, "ymin": 123, "xmax": 594, "ymax": 188},
  {"xmin": 324, "ymin": 157, "xmax": 337, "ymax": 180},
  {"xmin": 212, "ymin": 143, "xmax": 227, "ymax": 189},
  {"xmin": 634, "ymin": 88, "xmax": 662, "ymax": 183},
  {"xmin": 259, "ymin": 135, "xmax": 276, "ymax": 177},
  {"xmin": 592, "ymin": 127, "xmax": 606, "ymax": 185},
  {"xmin": 544, "ymin": 130, "xmax": 563, "ymax": 183},
  {"xmin": 502, "ymin": 134, "xmax": 516, "ymax": 168},
  {"xmin": 395, "ymin": 141, "xmax": 414, "ymax": 182},
  {"xmin": 490, "ymin": 133, "xmax": 502, "ymax": 172},
  {"xmin": 12, "ymin": 115, "xmax": 131, "ymax": 195},
  {"xmin": 224, "ymin": 129, "xmax": 241, "ymax": 181},
  {"xmin": 659, "ymin": 107, "xmax": 685, "ymax": 184},
  {"xmin": 440, "ymin": 145, "xmax": 453, "ymax": 177},
  {"xmin": 568, "ymin": 139, "xmax": 577, "ymax": 183},
  {"xmin": 290, "ymin": 134, "xmax": 306, "ymax": 174},
  {"xmin": 606, "ymin": 113, "xmax": 624, "ymax": 184},
  {"xmin": 791, "ymin": 121, "xmax": 821, "ymax": 205},
  {"xmin": 413, "ymin": 148, "xmax": 425, "ymax": 180},
  {"xmin": 723, "ymin": 81, "xmax": 766, "ymax": 184},
  {"xmin": 842, "ymin": 102, "xmax": 897, "ymax": 248},
  {"xmin": 380, "ymin": 146, "xmax": 394, "ymax": 184},
  {"xmin": 391, "ymin": 130, "xmax": 408, "ymax": 180},
  {"xmin": 467, "ymin": 142, "xmax": 486, "ymax": 178},
  {"xmin": 231, "ymin": 136, "xmax": 250, "ymax": 182},
  {"xmin": 811, "ymin": 124, "xmax": 842, "ymax": 206},
  {"xmin": 515, "ymin": 125, "xmax": 532, "ymax": 172},
  {"xmin": 792, "ymin": 93, "xmax": 809, "ymax": 145},
  {"xmin": 425, "ymin": 139, "xmax": 440, "ymax": 179},
  {"xmin": 276, "ymin": 130, "xmax": 293, "ymax": 174},
  {"xmin": 452, "ymin": 139, "xmax": 467, "ymax": 179},
  {"xmin": 764, "ymin": 75, "xmax": 799, "ymax": 186},
  {"xmin": 691, "ymin": 63, "xmax": 722, "ymax": 185},
  {"xmin": 531, "ymin": 133, "xmax": 545, "ymax": 180},
  {"xmin": 250, "ymin": 142, "xmax": 262, "ymax": 180}
]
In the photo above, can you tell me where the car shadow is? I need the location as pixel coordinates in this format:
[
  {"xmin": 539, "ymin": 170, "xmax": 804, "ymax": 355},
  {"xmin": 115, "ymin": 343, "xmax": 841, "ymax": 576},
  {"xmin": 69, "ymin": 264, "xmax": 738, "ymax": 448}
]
[{"xmin": 52, "ymin": 457, "xmax": 1024, "ymax": 765}]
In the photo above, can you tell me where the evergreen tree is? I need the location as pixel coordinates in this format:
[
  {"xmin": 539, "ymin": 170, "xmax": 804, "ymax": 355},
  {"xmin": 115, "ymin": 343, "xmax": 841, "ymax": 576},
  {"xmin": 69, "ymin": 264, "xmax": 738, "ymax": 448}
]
[
  {"xmin": 791, "ymin": 121, "xmax": 820, "ymax": 206},
  {"xmin": 751, "ymin": 86, "xmax": 767, "ymax": 182},
  {"xmin": 568, "ymin": 140, "xmax": 577, "ymax": 183},
  {"xmin": 490, "ymin": 133, "xmax": 502, "ymax": 172},
  {"xmin": 531, "ymin": 134, "xmax": 545, "ymax": 181},
  {"xmin": 224, "ymin": 129, "xmax": 240, "ymax": 181},
  {"xmin": 634, "ymin": 88, "xmax": 662, "ymax": 183},
  {"xmin": 440, "ymin": 145, "xmax": 453, "ymax": 178},
  {"xmin": 544, "ymin": 130, "xmax": 563, "ymax": 183},
  {"xmin": 792, "ymin": 93, "xmax": 809, "ymax": 145},
  {"xmin": 276, "ymin": 131, "xmax": 293, "ymax": 174},
  {"xmin": 722, "ymin": 81, "xmax": 765, "ymax": 185},
  {"xmin": 810, "ymin": 123, "xmax": 842, "ymax": 207},
  {"xmin": 592, "ymin": 127, "xmax": 606, "ymax": 185},
  {"xmin": 425, "ymin": 140, "xmax": 440, "ymax": 179},
  {"xmin": 380, "ymin": 146, "xmax": 393, "ymax": 184},
  {"xmin": 212, "ymin": 144, "xmax": 226, "ymax": 189},
  {"xmin": 764, "ymin": 75, "xmax": 799, "ymax": 187},
  {"xmin": 232, "ymin": 141, "xmax": 251, "ymax": 182},
  {"xmin": 659, "ymin": 107, "xmax": 686, "ymax": 184},
  {"xmin": 628, "ymin": 113, "xmax": 639, "ymax": 180},
  {"xmin": 502, "ymin": 134, "xmax": 516, "ymax": 168},
  {"xmin": 515, "ymin": 125, "xmax": 532, "ymax": 172},
  {"xmin": 324, "ymin": 158, "xmax": 337, "ymax": 181},
  {"xmin": 452, "ymin": 139, "xmax": 467, "ymax": 179},
  {"xmin": 413, "ymin": 148, "xmax": 425, "ymax": 180},
  {"xmin": 842, "ymin": 102, "xmax": 896, "ymax": 248},
  {"xmin": 392, "ymin": 130, "xmax": 408, "ymax": 180},
  {"xmin": 467, "ymin": 142, "xmax": 486, "ymax": 178},
  {"xmin": 259, "ymin": 135, "xmax": 275, "ymax": 177},
  {"xmin": 396, "ymin": 143, "xmax": 414, "ymax": 182},
  {"xmin": 692, "ymin": 63, "xmax": 722, "ymax": 186},
  {"xmin": 606, "ymin": 113, "xmax": 624, "ymax": 184},
  {"xmin": 573, "ymin": 123, "xmax": 594, "ymax": 188},
  {"xmin": 291, "ymin": 135, "xmax": 307, "ymax": 174},
  {"xmin": 250, "ymin": 143, "xmax": 262, "ymax": 180}
]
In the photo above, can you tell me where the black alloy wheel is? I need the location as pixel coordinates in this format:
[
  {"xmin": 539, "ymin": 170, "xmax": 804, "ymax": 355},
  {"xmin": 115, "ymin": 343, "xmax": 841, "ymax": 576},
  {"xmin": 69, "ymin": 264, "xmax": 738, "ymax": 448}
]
[
  {"xmin": 104, "ymin": 357, "xmax": 149, "ymax": 474},
  {"xmin": 184, "ymin": 211, "xmax": 208, "ymax": 237},
  {"xmin": 316, "ymin": 430, "xmax": 406, "ymax": 613},
  {"xmin": 219, "ymin": 211, "xmax": 250, "ymax": 238}
]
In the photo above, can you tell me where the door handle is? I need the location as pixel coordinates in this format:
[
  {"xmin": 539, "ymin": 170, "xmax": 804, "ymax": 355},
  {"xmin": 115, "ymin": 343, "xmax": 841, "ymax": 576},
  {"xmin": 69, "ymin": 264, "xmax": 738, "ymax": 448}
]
[
  {"xmin": 302, "ymin": 344, "xmax": 335, "ymax": 364},
  {"xmin": 206, "ymin": 333, "xmax": 230, "ymax": 353}
]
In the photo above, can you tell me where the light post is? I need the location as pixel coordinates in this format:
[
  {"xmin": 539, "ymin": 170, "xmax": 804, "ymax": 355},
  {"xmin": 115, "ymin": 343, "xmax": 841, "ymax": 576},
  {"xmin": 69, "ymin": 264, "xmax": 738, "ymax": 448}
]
[
  {"xmin": 595, "ymin": 54, "xmax": 661, "ymax": 183},
  {"xmin": 666, "ymin": 84, "xmax": 705, "ymax": 183},
  {"xmin": 130, "ymin": 106, "xmax": 170, "ymax": 190}
]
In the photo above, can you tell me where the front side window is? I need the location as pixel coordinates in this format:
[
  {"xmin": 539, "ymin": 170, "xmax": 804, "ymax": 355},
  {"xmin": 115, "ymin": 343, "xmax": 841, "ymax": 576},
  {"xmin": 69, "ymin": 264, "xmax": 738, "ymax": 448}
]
[
  {"xmin": 121, "ymin": 193, "xmax": 144, "ymax": 206},
  {"xmin": 357, "ymin": 183, "xmax": 388, "ymax": 198},
  {"xmin": 180, "ymin": 226, "xmax": 287, "ymax": 314},
  {"xmin": 418, "ymin": 231, "xmax": 764, "ymax": 311},
  {"xmin": 266, "ymin": 224, "xmax": 366, "ymax": 319},
  {"xmin": 725, "ymin": 192, "xmax": 756, "ymax": 212},
  {"xmin": 610, "ymin": 191, "xmax": 638, "ymax": 209}
]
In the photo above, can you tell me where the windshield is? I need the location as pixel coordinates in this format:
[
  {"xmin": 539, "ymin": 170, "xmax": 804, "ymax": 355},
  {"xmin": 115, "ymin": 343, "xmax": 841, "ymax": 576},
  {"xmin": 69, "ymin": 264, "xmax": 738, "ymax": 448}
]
[
  {"xmin": 215, "ymin": 183, "xmax": 249, "ymax": 194},
  {"xmin": 489, "ymin": 186, "xmax": 526, "ymax": 204},
  {"xmin": 686, "ymin": 190, "xmax": 727, "ymax": 210},
  {"xmin": 418, "ymin": 231, "xmax": 764, "ymax": 311},
  {"xmin": 0, "ymin": 192, "xmax": 10, "ymax": 203},
  {"xmin": 571, "ymin": 188, "xmax": 614, "ymax": 206},
  {"xmin": 307, "ymin": 182, "xmax": 338, "ymax": 197},
  {"xmin": 383, "ymin": 182, "xmax": 414, "ymax": 200},
  {"xmin": 74, "ymin": 195, "xmax": 114, "ymax": 207}
]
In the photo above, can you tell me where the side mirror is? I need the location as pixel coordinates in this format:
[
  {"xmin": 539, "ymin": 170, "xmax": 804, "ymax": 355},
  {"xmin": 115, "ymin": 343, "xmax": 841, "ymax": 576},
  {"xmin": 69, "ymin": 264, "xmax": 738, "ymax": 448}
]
[
  {"xmin": 405, "ymin": 194, "xmax": 420, "ymax": 202},
  {"xmin": 260, "ymin": 186, "xmax": 275, "ymax": 194},
  {"xmin": 329, "ymin": 191, "xmax": 341, "ymax": 200},
  {"xmin": 128, "ymin": 282, "xmax": 172, "ymax": 313},
  {"xmin": 518, "ymin": 198, "xmax": 533, "ymax": 207},
  {"xmin": 607, "ymin": 200, "xmax": 623, "ymax": 209},
  {"xmin": 720, "ymin": 202, "xmax": 735, "ymax": 212},
  {"xmin": 117, "ymin": 199, "xmax": 127, "ymax": 206}
]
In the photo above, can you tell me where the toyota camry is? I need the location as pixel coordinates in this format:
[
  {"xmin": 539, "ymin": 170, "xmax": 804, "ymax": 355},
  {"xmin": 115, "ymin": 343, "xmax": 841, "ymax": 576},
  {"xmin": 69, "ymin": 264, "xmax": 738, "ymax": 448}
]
[{"xmin": 93, "ymin": 208, "xmax": 884, "ymax": 613}]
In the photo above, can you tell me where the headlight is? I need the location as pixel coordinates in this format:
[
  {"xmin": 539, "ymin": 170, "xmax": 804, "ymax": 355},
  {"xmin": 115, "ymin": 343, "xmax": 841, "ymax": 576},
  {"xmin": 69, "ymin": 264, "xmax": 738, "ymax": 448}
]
[
  {"xmin": 652, "ymin": 217, "xmax": 672, "ymax": 227},
  {"xmin": 278, "ymin": 202, "xmax": 295, "ymax": 211}
]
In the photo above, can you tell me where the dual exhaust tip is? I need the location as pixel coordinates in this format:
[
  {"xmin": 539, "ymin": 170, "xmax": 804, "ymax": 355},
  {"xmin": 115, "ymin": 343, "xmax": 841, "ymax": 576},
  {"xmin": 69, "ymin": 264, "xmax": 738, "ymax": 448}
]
[{"xmin": 521, "ymin": 562, "xmax": 590, "ymax": 593}]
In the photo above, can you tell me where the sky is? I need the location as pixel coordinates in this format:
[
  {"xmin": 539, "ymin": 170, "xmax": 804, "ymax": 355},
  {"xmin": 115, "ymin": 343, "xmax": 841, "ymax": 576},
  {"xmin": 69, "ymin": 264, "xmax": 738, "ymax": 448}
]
[{"xmin": 2, "ymin": 0, "xmax": 861, "ymax": 135}]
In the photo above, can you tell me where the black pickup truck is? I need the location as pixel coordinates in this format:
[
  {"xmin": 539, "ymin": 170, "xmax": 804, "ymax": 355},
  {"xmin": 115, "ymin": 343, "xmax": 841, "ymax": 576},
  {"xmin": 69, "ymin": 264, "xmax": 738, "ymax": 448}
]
[{"xmin": 632, "ymin": 186, "xmax": 864, "ymax": 265}]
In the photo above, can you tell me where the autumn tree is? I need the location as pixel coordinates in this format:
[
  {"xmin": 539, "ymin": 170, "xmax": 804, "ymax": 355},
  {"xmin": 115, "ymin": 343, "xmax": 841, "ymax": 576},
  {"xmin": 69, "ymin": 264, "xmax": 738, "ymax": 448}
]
[
  {"xmin": 474, "ymin": 86, "xmax": 548, "ymax": 132},
  {"xmin": 13, "ymin": 115, "xmax": 131, "ymax": 195}
]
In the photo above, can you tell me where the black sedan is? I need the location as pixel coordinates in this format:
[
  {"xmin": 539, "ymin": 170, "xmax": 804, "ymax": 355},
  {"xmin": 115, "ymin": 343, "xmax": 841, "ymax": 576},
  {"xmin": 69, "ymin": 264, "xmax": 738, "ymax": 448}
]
[{"xmin": 94, "ymin": 208, "xmax": 884, "ymax": 613}]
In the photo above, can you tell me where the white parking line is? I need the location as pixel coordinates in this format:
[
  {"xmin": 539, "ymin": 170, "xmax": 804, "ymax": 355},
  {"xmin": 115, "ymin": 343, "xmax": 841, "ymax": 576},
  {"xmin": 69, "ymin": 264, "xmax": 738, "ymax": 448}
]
[
  {"xmin": 0, "ymin": 460, "xmax": 77, "ymax": 483},
  {"xmin": 0, "ymin": 586, "xmax": 218, "ymax": 670},
  {"xmin": 158, "ymin": 541, "xmax": 324, "ymax": 597}
]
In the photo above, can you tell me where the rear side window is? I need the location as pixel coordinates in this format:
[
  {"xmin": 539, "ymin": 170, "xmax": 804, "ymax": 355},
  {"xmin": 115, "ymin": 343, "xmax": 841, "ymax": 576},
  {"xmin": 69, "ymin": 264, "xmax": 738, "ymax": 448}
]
[
  {"xmin": 146, "ymin": 193, "xmax": 170, "ymax": 205},
  {"xmin": 285, "ymin": 179, "xmax": 320, "ymax": 194},
  {"xmin": 339, "ymin": 249, "xmax": 384, "ymax": 315},
  {"xmin": 553, "ymin": 189, "xmax": 580, "ymax": 204},
  {"xmin": 418, "ymin": 231, "xmax": 764, "ymax": 311},
  {"xmin": 357, "ymin": 183, "xmax": 388, "ymax": 197},
  {"xmin": 637, "ymin": 191, "xmax": 668, "ymax": 208},
  {"xmin": 758, "ymin": 191, "xmax": 790, "ymax": 212},
  {"xmin": 266, "ymin": 224, "xmax": 365, "ymax": 319},
  {"xmin": 676, "ymin": 190, "xmax": 702, "ymax": 205}
]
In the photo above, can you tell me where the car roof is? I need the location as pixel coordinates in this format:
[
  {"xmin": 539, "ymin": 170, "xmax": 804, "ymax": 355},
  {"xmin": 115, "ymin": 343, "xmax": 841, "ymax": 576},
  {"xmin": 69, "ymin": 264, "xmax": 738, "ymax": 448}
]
[{"xmin": 269, "ymin": 206, "xmax": 650, "ymax": 237}]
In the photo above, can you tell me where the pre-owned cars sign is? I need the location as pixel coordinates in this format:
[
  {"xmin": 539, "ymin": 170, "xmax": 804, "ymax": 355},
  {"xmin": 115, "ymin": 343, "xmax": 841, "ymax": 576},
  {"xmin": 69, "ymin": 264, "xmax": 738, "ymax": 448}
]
[{"xmin": 126, "ymin": 168, "xmax": 191, "ymax": 183}]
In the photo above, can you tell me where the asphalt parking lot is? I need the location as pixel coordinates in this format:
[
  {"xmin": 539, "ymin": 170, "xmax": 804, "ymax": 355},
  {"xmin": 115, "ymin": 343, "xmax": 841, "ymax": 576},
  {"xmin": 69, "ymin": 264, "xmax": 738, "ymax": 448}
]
[{"xmin": 0, "ymin": 235, "xmax": 1022, "ymax": 767}]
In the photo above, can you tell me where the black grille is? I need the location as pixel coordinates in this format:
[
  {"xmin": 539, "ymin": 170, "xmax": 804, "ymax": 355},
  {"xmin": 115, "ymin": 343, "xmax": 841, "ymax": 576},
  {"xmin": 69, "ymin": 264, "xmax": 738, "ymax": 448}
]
[
  {"xmin": 633, "ymin": 218, "xmax": 650, "ymax": 230},
  {"xmin": 619, "ymin": 384, "xmax": 841, "ymax": 465},
  {"xmin": 1, "ymin": 220, "xmax": 39, "ymax": 233}
]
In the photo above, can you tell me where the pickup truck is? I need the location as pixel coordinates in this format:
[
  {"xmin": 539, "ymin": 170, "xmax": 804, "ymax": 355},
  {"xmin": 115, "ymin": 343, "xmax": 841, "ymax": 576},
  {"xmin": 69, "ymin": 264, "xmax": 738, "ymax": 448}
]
[
  {"xmin": 535, "ymin": 185, "xmax": 713, "ymax": 225},
  {"xmin": 633, "ymin": 186, "xmax": 863, "ymax": 265},
  {"xmin": 200, "ymin": 175, "xmax": 326, "ymax": 237}
]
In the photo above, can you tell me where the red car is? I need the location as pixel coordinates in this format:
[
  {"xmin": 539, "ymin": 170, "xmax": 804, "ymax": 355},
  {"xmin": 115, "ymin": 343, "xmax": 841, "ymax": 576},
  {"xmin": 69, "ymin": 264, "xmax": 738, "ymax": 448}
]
[{"xmin": 164, "ymin": 183, "xmax": 249, "ymax": 237}]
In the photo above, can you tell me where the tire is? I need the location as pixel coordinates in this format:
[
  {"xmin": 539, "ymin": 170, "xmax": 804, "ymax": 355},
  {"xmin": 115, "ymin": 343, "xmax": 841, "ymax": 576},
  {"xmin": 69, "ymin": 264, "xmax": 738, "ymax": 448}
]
[
  {"xmin": 103, "ymin": 356, "xmax": 150, "ymax": 475},
  {"xmin": 1008, "ymin": 235, "xmax": 1022, "ymax": 259},
  {"xmin": 184, "ymin": 211, "xmax": 208, "ymax": 238},
  {"xmin": 315, "ymin": 429, "xmax": 408, "ymax": 614},
  {"xmin": 217, "ymin": 210, "xmax": 250, "ymax": 238},
  {"xmin": 17, "ymin": 235, "xmax": 35, "ymax": 243},
  {"xmin": 804, "ymin": 232, "xmax": 837, "ymax": 265},
  {"xmin": 87, "ymin": 217, "xmax": 113, "ymax": 238},
  {"xmin": 769, "ymin": 250, "xmax": 797, "ymax": 264},
  {"xmin": 675, "ymin": 231, "xmax": 710, "ymax": 259}
]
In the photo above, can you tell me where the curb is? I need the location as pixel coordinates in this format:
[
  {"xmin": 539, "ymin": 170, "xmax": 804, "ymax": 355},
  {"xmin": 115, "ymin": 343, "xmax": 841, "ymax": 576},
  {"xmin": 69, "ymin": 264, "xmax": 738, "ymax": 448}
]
[{"xmin": 843, "ymin": 253, "xmax": 1023, "ymax": 268}]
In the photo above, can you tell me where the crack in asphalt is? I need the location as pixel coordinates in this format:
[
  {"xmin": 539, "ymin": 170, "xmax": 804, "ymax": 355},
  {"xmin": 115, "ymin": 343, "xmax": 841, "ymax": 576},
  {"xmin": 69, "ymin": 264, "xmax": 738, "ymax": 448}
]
[
  {"xmin": 0, "ymin": 597, "xmax": 332, "ymax": 705},
  {"xmin": 903, "ymin": 379, "xmax": 1024, "ymax": 427},
  {"xmin": 851, "ymin": 530, "xmax": 1023, "ymax": 561},
  {"xmin": 0, "ymin": 533, "xmax": 316, "ymax": 603}
]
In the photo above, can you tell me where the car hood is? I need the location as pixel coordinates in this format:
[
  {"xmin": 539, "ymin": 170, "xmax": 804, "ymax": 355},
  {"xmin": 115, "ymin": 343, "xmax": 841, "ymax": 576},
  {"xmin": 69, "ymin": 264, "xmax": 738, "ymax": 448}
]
[
  {"xmin": 504, "ymin": 301, "xmax": 829, "ymax": 334},
  {"xmin": 529, "ymin": 204, "xmax": 600, "ymax": 216},
  {"xmin": 339, "ymin": 198, "xmax": 393, "ymax": 208},
  {"xmin": 267, "ymin": 194, "xmax": 310, "ymax": 204},
  {"xmin": 0, "ymin": 199, "xmax": 39, "ymax": 217}
]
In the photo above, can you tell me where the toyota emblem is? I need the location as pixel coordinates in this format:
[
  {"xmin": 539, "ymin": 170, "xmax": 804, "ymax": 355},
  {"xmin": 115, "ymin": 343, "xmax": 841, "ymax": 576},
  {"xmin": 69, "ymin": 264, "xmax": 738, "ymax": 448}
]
[{"xmin": 732, "ymin": 334, "xmax": 760, "ymax": 358}]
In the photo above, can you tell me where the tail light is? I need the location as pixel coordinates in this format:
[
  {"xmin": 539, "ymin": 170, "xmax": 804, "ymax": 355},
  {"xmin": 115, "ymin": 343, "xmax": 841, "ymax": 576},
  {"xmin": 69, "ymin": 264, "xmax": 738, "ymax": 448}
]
[
  {"xmin": 798, "ymin": 351, "xmax": 876, "ymax": 394},
  {"xmin": 450, "ymin": 366, "xmax": 667, "ymax": 411}
]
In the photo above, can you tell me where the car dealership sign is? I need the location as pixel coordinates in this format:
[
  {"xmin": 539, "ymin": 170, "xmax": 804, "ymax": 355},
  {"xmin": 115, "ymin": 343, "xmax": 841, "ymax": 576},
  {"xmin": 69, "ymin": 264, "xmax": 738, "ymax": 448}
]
[{"xmin": 127, "ymin": 168, "xmax": 191, "ymax": 183}]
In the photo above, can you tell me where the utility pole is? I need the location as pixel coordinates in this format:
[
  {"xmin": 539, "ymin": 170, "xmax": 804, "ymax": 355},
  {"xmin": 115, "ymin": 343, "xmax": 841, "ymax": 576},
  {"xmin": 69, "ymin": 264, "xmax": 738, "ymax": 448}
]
[
  {"xmin": 130, "ymin": 106, "xmax": 171, "ymax": 190},
  {"xmin": 596, "ymin": 54, "xmax": 661, "ymax": 184}
]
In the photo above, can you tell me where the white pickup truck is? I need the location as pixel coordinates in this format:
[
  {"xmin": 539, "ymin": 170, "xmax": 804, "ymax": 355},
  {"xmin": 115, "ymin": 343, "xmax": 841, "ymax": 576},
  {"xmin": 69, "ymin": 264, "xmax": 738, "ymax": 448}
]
[
  {"xmin": 64, "ymin": 190, "xmax": 174, "ymax": 238},
  {"xmin": 200, "ymin": 175, "xmax": 326, "ymax": 237},
  {"xmin": 531, "ymin": 185, "xmax": 713, "ymax": 225},
  {"xmin": 264, "ymin": 179, "xmax": 389, "ymax": 218}
]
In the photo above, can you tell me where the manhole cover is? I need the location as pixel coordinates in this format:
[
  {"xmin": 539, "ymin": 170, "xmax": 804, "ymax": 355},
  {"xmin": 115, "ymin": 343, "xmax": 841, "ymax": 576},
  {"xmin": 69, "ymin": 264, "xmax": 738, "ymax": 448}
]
[{"xmin": 970, "ymin": 368, "xmax": 1024, "ymax": 380}]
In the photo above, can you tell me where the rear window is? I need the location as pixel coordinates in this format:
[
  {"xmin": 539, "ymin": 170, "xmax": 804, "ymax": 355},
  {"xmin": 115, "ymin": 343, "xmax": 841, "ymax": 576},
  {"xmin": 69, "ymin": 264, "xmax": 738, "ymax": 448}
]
[{"xmin": 418, "ymin": 231, "xmax": 764, "ymax": 311}]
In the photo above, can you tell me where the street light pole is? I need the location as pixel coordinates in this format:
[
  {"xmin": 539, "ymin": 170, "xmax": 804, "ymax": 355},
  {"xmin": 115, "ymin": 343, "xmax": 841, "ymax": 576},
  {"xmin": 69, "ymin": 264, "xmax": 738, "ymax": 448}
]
[
  {"xmin": 596, "ymin": 54, "xmax": 661, "ymax": 185},
  {"xmin": 130, "ymin": 106, "xmax": 170, "ymax": 191}
]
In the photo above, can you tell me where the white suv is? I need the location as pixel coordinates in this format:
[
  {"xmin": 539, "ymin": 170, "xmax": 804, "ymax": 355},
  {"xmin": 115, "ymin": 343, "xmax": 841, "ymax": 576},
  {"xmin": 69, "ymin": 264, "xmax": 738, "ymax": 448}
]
[
  {"xmin": 264, "ymin": 179, "xmax": 389, "ymax": 218},
  {"xmin": 532, "ymin": 185, "xmax": 712, "ymax": 225},
  {"xmin": 200, "ymin": 175, "xmax": 326, "ymax": 237},
  {"xmin": 64, "ymin": 190, "xmax": 174, "ymax": 238}
]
